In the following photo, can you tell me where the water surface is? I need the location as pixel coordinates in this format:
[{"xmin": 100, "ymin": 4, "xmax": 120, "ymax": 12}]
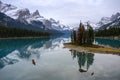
[{"xmin": 0, "ymin": 36, "xmax": 120, "ymax": 80}]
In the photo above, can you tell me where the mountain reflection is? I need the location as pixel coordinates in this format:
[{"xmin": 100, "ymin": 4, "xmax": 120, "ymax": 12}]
[
  {"xmin": 0, "ymin": 35, "xmax": 70, "ymax": 69},
  {"xmin": 0, "ymin": 38, "xmax": 50, "ymax": 58},
  {"xmin": 70, "ymin": 50, "xmax": 94, "ymax": 73},
  {"xmin": 0, "ymin": 38, "xmax": 50, "ymax": 69}
]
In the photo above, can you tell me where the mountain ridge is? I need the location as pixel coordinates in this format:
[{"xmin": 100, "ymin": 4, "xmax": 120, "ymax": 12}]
[
  {"xmin": 0, "ymin": 1, "xmax": 70, "ymax": 34},
  {"xmin": 97, "ymin": 12, "xmax": 120, "ymax": 30}
]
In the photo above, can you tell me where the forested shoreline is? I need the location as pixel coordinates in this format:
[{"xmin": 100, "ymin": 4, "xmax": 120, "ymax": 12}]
[
  {"xmin": 0, "ymin": 26, "xmax": 50, "ymax": 38},
  {"xmin": 95, "ymin": 27, "xmax": 120, "ymax": 37}
]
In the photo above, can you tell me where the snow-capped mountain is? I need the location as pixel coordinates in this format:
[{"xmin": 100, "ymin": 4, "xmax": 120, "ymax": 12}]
[
  {"xmin": 99, "ymin": 17, "xmax": 120, "ymax": 30},
  {"xmin": 0, "ymin": 1, "xmax": 70, "ymax": 34},
  {"xmin": 49, "ymin": 18, "xmax": 70, "ymax": 31},
  {"xmin": 97, "ymin": 17, "xmax": 111, "ymax": 27},
  {"xmin": 15, "ymin": 8, "xmax": 31, "ymax": 20},
  {"xmin": 110, "ymin": 12, "xmax": 120, "ymax": 21},
  {"xmin": 98, "ymin": 12, "xmax": 120, "ymax": 30},
  {"xmin": 0, "ymin": 12, "xmax": 46, "ymax": 31},
  {"xmin": 0, "ymin": 1, "xmax": 17, "ymax": 13}
]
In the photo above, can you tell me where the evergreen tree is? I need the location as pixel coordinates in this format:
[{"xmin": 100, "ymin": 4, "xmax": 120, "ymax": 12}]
[
  {"xmin": 71, "ymin": 29, "xmax": 74, "ymax": 43},
  {"xmin": 77, "ymin": 22, "xmax": 84, "ymax": 45},
  {"xmin": 71, "ymin": 21, "xmax": 95, "ymax": 45},
  {"xmin": 82, "ymin": 25, "xmax": 86, "ymax": 44},
  {"xmin": 95, "ymin": 26, "xmax": 120, "ymax": 37},
  {"xmin": 73, "ymin": 29, "xmax": 77, "ymax": 43},
  {"xmin": 0, "ymin": 26, "xmax": 50, "ymax": 38},
  {"xmin": 71, "ymin": 28, "xmax": 76, "ymax": 44},
  {"xmin": 87, "ymin": 22, "xmax": 94, "ymax": 45}
]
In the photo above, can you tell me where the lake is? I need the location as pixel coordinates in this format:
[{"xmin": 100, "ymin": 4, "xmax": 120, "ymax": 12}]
[{"xmin": 0, "ymin": 35, "xmax": 120, "ymax": 80}]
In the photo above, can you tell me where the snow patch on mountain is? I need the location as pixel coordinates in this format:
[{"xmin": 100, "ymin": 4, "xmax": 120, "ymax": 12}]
[
  {"xmin": 0, "ymin": 1, "xmax": 17, "ymax": 13},
  {"xmin": 0, "ymin": 0, "xmax": 70, "ymax": 32},
  {"xmin": 97, "ymin": 12, "xmax": 120, "ymax": 30},
  {"xmin": 15, "ymin": 8, "xmax": 30, "ymax": 19},
  {"xmin": 97, "ymin": 12, "xmax": 120, "ymax": 28}
]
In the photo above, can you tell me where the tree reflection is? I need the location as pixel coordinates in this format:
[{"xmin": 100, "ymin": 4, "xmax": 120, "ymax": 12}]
[{"xmin": 71, "ymin": 50, "xmax": 94, "ymax": 73}]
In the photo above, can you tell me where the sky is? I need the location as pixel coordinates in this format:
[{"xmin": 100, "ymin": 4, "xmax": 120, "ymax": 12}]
[{"xmin": 1, "ymin": 0, "xmax": 120, "ymax": 26}]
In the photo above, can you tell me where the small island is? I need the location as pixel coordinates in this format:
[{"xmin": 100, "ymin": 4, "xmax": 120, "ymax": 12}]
[{"xmin": 64, "ymin": 21, "xmax": 120, "ymax": 54}]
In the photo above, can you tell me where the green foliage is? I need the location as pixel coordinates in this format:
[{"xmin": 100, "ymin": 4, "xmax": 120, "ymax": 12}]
[
  {"xmin": 71, "ymin": 29, "xmax": 76, "ymax": 44},
  {"xmin": 73, "ymin": 30, "xmax": 77, "ymax": 43},
  {"xmin": 95, "ymin": 27, "xmax": 120, "ymax": 37},
  {"xmin": 77, "ymin": 22, "xmax": 85, "ymax": 45},
  {"xmin": 87, "ymin": 22, "xmax": 94, "ymax": 45},
  {"xmin": 71, "ymin": 21, "xmax": 94, "ymax": 45},
  {"xmin": 0, "ymin": 26, "xmax": 50, "ymax": 38}
]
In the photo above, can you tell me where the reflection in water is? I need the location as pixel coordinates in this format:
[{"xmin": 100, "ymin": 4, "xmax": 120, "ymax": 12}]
[
  {"xmin": 0, "ymin": 35, "xmax": 70, "ymax": 69},
  {"xmin": 0, "ymin": 36, "xmax": 120, "ymax": 80},
  {"xmin": 0, "ymin": 38, "xmax": 50, "ymax": 69},
  {"xmin": 70, "ymin": 50, "xmax": 94, "ymax": 73},
  {"xmin": 0, "ymin": 38, "xmax": 50, "ymax": 58}
]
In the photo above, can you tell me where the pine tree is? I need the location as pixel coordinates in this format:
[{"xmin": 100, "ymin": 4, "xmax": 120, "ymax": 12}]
[
  {"xmin": 82, "ymin": 25, "xmax": 86, "ymax": 44},
  {"xmin": 77, "ymin": 21, "xmax": 84, "ymax": 45},
  {"xmin": 87, "ymin": 22, "xmax": 94, "ymax": 45},
  {"xmin": 71, "ymin": 28, "xmax": 76, "ymax": 44},
  {"xmin": 71, "ymin": 21, "xmax": 95, "ymax": 45},
  {"xmin": 71, "ymin": 29, "xmax": 74, "ymax": 43},
  {"xmin": 73, "ymin": 29, "xmax": 77, "ymax": 43},
  {"xmin": 83, "ymin": 31, "xmax": 87, "ymax": 44}
]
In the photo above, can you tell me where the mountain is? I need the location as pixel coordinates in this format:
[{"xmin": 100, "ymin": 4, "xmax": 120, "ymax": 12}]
[
  {"xmin": 97, "ymin": 12, "xmax": 120, "ymax": 30},
  {"xmin": 97, "ymin": 17, "xmax": 111, "ymax": 27},
  {"xmin": 0, "ymin": 1, "xmax": 17, "ymax": 13},
  {"xmin": 0, "ymin": 12, "xmax": 45, "ymax": 31},
  {"xmin": 0, "ymin": 1, "xmax": 70, "ymax": 34},
  {"xmin": 99, "ymin": 17, "xmax": 120, "ymax": 30}
]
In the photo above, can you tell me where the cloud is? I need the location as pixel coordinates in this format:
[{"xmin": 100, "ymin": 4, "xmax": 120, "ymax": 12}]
[
  {"xmin": 20, "ymin": 0, "xmax": 57, "ymax": 6},
  {"xmin": 1, "ymin": 0, "xmax": 120, "ymax": 26}
]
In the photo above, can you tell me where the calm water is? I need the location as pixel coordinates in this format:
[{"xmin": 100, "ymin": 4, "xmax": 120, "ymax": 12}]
[{"xmin": 0, "ymin": 36, "xmax": 120, "ymax": 80}]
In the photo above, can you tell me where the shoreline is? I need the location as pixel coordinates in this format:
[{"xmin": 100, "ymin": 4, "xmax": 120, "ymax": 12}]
[
  {"xmin": 96, "ymin": 36, "xmax": 120, "ymax": 40},
  {"xmin": 64, "ymin": 43, "xmax": 120, "ymax": 55}
]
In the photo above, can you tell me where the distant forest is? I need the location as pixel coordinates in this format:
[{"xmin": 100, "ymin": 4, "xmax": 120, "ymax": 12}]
[
  {"xmin": 0, "ymin": 26, "xmax": 50, "ymax": 38},
  {"xmin": 95, "ymin": 27, "xmax": 120, "ymax": 37}
]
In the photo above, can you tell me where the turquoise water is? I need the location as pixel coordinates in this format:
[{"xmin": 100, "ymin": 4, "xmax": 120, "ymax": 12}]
[
  {"xmin": 0, "ymin": 36, "xmax": 120, "ymax": 80},
  {"xmin": 95, "ymin": 38, "xmax": 120, "ymax": 48}
]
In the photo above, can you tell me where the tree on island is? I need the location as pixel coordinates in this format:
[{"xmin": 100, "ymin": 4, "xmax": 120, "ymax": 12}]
[
  {"xmin": 71, "ymin": 28, "xmax": 77, "ymax": 44},
  {"xmin": 86, "ymin": 22, "xmax": 94, "ymax": 45},
  {"xmin": 71, "ymin": 21, "xmax": 94, "ymax": 45},
  {"xmin": 77, "ymin": 21, "xmax": 85, "ymax": 45}
]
